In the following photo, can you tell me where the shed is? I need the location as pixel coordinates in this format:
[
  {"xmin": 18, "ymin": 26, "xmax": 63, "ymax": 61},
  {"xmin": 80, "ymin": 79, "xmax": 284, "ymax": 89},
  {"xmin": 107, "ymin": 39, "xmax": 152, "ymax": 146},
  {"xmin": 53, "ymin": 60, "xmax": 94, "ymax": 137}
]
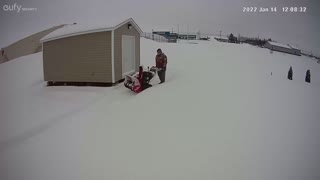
[
  {"xmin": 287, "ymin": 44, "xmax": 302, "ymax": 56},
  {"xmin": 265, "ymin": 41, "xmax": 301, "ymax": 56},
  {"xmin": 41, "ymin": 18, "xmax": 142, "ymax": 86}
]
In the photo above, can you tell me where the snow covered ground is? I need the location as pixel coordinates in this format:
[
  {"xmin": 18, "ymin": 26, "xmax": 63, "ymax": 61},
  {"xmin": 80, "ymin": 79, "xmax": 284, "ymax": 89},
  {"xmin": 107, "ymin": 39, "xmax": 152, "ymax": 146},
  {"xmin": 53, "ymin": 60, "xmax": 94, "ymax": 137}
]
[{"xmin": 1, "ymin": 38, "xmax": 320, "ymax": 180}]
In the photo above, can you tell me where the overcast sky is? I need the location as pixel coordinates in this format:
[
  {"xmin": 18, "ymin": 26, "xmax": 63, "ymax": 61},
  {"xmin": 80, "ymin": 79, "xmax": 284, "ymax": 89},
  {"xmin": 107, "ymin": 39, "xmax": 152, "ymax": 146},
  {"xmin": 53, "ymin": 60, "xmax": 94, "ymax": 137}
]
[{"xmin": 1, "ymin": 0, "xmax": 319, "ymax": 53}]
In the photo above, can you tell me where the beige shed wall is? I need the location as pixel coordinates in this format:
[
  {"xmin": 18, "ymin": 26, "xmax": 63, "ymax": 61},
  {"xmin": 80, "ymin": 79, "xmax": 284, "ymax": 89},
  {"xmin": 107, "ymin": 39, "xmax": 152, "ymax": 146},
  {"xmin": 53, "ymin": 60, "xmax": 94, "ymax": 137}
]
[{"xmin": 43, "ymin": 31, "xmax": 112, "ymax": 83}]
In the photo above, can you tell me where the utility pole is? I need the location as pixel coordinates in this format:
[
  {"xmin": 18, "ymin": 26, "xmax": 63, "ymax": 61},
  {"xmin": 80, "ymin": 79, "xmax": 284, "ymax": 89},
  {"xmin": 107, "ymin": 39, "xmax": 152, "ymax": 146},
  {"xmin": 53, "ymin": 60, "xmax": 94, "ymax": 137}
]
[
  {"xmin": 187, "ymin": 24, "xmax": 189, "ymax": 41},
  {"xmin": 177, "ymin": 24, "xmax": 179, "ymax": 43},
  {"xmin": 152, "ymin": 29, "xmax": 154, "ymax": 40}
]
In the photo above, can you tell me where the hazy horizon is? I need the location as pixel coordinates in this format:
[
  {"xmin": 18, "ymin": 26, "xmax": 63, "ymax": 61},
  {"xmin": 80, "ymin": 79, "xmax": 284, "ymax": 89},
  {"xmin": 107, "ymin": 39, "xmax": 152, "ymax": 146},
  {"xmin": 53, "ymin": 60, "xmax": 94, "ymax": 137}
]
[{"xmin": 1, "ymin": 0, "xmax": 319, "ymax": 53}]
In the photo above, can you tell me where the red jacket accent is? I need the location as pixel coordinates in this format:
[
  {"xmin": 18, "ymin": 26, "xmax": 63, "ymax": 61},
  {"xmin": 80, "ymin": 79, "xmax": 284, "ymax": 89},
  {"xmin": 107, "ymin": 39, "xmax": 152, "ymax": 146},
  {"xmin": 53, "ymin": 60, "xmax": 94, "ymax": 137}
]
[{"xmin": 155, "ymin": 53, "xmax": 167, "ymax": 68}]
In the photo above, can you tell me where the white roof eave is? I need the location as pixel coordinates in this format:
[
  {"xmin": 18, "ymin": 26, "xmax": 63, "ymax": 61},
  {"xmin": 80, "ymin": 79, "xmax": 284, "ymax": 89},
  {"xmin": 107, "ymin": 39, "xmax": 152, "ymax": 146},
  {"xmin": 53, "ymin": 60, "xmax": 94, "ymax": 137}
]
[
  {"xmin": 40, "ymin": 27, "xmax": 114, "ymax": 43},
  {"xmin": 267, "ymin": 41, "xmax": 292, "ymax": 49},
  {"xmin": 113, "ymin": 18, "xmax": 143, "ymax": 35},
  {"xmin": 41, "ymin": 18, "xmax": 143, "ymax": 43}
]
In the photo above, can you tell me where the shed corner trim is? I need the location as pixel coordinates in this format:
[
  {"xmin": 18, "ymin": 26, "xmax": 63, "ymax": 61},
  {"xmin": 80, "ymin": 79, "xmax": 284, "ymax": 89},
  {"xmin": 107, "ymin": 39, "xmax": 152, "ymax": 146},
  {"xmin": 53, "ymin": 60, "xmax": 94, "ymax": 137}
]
[{"xmin": 111, "ymin": 29, "xmax": 115, "ymax": 83}]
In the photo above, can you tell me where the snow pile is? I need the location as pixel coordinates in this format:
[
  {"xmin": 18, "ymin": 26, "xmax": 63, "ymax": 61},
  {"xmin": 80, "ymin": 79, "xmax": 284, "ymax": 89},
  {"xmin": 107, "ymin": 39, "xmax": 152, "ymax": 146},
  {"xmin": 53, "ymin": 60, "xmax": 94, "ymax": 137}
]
[{"xmin": 1, "ymin": 38, "xmax": 320, "ymax": 180}]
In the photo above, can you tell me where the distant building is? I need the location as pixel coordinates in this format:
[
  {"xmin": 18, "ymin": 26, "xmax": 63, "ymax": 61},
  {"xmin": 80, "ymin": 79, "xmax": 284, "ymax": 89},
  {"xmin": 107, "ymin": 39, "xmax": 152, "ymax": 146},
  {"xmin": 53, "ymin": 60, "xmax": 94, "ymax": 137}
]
[
  {"xmin": 167, "ymin": 33, "xmax": 178, "ymax": 43},
  {"xmin": 197, "ymin": 32, "xmax": 210, "ymax": 40},
  {"xmin": 141, "ymin": 32, "xmax": 168, "ymax": 42},
  {"xmin": 228, "ymin": 33, "xmax": 237, "ymax": 43},
  {"xmin": 199, "ymin": 37, "xmax": 210, "ymax": 40},
  {"xmin": 152, "ymin": 31, "xmax": 205, "ymax": 41},
  {"xmin": 238, "ymin": 36, "xmax": 251, "ymax": 42},
  {"xmin": 152, "ymin": 31, "xmax": 177, "ymax": 43},
  {"xmin": 265, "ymin": 41, "xmax": 301, "ymax": 56},
  {"xmin": 287, "ymin": 44, "xmax": 302, "ymax": 55},
  {"xmin": 214, "ymin": 37, "xmax": 229, "ymax": 42},
  {"xmin": 178, "ymin": 33, "xmax": 197, "ymax": 40},
  {"xmin": 152, "ymin": 31, "xmax": 199, "ymax": 41}
]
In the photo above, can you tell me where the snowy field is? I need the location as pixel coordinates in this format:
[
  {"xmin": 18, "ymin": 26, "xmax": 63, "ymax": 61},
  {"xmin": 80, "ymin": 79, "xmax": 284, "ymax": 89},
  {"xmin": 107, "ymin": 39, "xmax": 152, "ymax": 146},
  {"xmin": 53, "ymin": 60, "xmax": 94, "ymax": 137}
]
[{"xmin": 1, "ymin": 38, "xmax": 320, "ymax": 180}]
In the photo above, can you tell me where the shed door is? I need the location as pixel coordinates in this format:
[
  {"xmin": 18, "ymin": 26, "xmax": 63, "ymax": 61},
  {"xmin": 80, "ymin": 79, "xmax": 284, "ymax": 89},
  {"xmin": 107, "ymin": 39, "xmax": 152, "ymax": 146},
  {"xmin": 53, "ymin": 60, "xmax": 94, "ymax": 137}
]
[{"xmin": 122, "ymin": 35, "xmax": 135, "ymax": 77}]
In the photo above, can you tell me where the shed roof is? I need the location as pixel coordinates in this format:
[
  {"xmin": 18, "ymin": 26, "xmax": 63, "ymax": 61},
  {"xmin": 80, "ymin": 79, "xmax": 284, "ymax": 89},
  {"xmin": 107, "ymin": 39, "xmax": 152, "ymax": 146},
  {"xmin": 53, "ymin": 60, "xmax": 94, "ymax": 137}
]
[
  {"xmin": 287, "ymin": 44, "xmax": 300, "ymax": 50},
  {"xmin": 267, "ymin": 41, "xmax": 291, "ymax": 49},
  {"xmin": 214, "ymin": 37, "xmax": 229, "ymax": 40},
  {"xmin": 41, "ymin": 18, "xmax": 143, "ymax": 43}
]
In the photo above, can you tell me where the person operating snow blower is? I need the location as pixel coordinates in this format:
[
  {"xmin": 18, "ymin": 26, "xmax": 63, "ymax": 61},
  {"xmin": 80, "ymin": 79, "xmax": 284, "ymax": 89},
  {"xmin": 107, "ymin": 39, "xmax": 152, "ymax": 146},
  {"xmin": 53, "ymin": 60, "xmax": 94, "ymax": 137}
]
[
  {"xmin": 123, "ymin": 48, "xmax": 167, "ymax": 93},
  {"xmin": 155, "ymin": 48, "xmax": 167, "ymax": 84}
]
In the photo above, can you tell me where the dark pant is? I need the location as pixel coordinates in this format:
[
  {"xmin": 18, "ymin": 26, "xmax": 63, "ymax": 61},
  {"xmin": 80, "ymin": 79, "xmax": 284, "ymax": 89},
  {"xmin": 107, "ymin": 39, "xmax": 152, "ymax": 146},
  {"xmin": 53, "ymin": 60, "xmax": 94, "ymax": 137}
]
[{"xmin": 158, "ymin": 68, "xmax": 166, "ymax": 83}]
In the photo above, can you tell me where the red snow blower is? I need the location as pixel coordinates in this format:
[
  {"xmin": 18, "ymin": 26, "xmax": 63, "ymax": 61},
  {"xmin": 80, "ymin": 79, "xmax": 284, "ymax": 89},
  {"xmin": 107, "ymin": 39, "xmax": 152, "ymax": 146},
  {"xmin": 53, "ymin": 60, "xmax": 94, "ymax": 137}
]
[{"xmin": 124, "ymin": 66, "xmax": 160, "ymax": 93}]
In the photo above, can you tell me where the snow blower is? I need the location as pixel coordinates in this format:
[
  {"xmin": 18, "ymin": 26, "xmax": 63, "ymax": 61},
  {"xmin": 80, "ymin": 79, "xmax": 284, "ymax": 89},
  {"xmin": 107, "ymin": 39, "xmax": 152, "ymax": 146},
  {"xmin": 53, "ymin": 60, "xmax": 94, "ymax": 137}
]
[{"xmin": 124, "ymin": 66, "xmax": 160, "ymax": 93}]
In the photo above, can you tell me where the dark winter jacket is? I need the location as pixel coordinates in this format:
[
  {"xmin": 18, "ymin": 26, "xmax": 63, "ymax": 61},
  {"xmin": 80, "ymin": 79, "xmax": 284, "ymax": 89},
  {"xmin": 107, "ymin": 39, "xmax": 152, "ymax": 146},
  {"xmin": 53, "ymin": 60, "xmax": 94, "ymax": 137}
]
[{"xmin": 155, "ymin": 53, "xmax": 167, "ymax": 69}]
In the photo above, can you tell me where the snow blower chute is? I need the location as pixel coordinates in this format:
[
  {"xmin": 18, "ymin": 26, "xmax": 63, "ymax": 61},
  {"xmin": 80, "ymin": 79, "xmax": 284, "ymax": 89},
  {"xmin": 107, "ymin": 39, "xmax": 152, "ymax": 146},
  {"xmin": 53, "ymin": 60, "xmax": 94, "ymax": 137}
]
[{"xmin": 124, "ymin": 66, "xmax": 159, "ymax": 93}]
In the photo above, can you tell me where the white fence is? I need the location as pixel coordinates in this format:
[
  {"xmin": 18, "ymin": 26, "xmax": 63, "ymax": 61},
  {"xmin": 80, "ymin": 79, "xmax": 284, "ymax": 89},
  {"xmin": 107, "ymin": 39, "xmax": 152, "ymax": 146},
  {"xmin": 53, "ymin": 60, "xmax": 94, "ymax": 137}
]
[{"xmin": 141, "ymin": 32, "xmax": 168, "ymax": 43}]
